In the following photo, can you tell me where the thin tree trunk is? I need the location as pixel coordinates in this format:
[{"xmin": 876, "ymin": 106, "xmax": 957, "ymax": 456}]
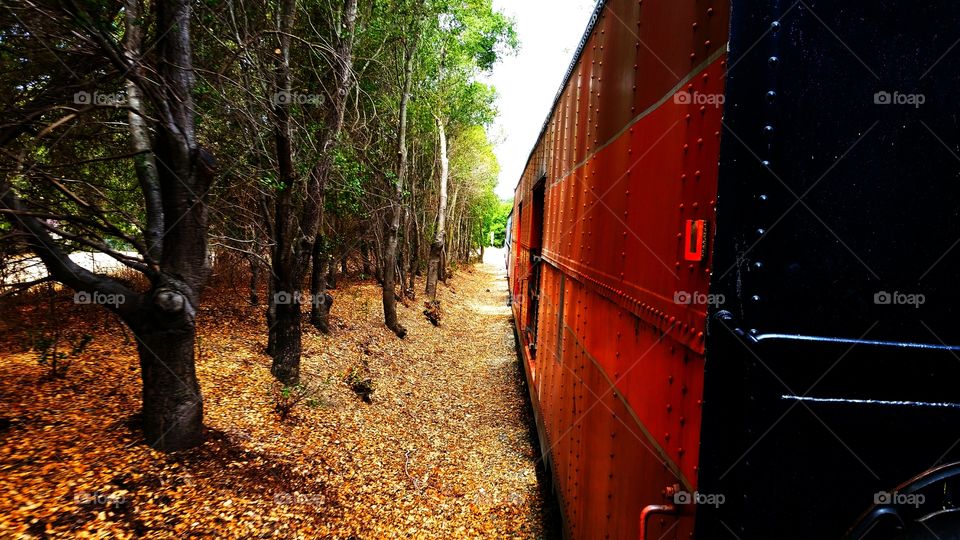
[
  {"xmin": 361, "ymin": 241, "xmax": 372, "ymax": 276},
  {"xmin": 247, "ymin": 253, "xmax": 260, "ymax": 305},
  {"xmin": 425, "ymin": 115, "xmax": 448, "ymax": 301},
  {"xmin": 124, "ymin": 0, "xmax": 162, "ymax": 264},
  {"xmin": 382, "ymin": 34, "xmax": 417, "ymax": 338},
  {"xmin": 268, "ymin": 0, "xmax": 301, "ymax": 384},
  {"xmin": 310, "ymin": 234, "xmax": 333, "ymax": 333}
]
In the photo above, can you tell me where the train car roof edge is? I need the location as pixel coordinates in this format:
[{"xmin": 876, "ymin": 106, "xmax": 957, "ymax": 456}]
[{"xmin": 511, "ymin": 0, "xmax": 608, "ymax": 196}]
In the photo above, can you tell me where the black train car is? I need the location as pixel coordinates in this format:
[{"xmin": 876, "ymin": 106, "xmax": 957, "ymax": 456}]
[{"xmin": 508, "ymin": 0, "xmax": 960, "ymax": 538}]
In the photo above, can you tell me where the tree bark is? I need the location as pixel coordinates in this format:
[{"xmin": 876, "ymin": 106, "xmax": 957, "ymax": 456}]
[
  {"xmin": 425, "ymin": 115, "xmax": 448, "ymax": 301},
  {"xmin": 310, "ymin": 234, "xmax": 333, "ymax": 333},
  {"xmin": 361, "ymin": 241, "xmax": 372, "ymax": 276},
  {"xmin": 382, "ymin": 33, "xmax": 417, "ymax": 338},
  {"xmin": 133, "ymin": 293, "xmax": 203, "ymax": 451},
  {"xmin": 267, "ymin": 0, "xmax": 301, "ymax": 384}
]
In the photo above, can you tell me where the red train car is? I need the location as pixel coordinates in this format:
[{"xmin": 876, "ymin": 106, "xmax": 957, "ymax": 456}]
[
  {"xmin": 510, "ymin": 1, "xmax": 729, "ymax": 537},
  {"xmin": 509, "ymin": 1, "xmax": 960, "ymax": 538}
]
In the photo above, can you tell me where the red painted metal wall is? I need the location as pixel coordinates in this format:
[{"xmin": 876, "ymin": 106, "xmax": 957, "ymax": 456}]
[{"xmin": 509, "ymin": 1, "xmax": 730, "ymax": 537}]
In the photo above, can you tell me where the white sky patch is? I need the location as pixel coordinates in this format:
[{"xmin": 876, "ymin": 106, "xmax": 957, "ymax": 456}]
[{"xmin": 485, "ymin": 0, "xmax": 598, "ymax": 200}]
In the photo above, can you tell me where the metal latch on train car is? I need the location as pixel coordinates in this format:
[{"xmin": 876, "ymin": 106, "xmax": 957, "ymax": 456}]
[{"xmin": 683, "ymin": 219, "xmax": 709, "ymax": 262}]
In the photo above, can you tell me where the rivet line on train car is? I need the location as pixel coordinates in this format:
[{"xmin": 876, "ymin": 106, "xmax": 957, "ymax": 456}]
[
  {"xmin": 697, "ymin": 138, "xmax": 704, "ymax": 147},
  {"xmin": 680, "ymin": 416, "xmax": 686, "ymax": 426},
  {"xmin": 695, "ymin": 170, "xmax": 702, "ymax": 178},
  {"xmin": 768, "ymin": 55, "xmax": 779, "ymax": 67},
  {"xmin": 665, "ymin": 432, "xmax": 671, "ymax": 441},
  {"xmin": 705, "ymin": 40, "xmax": 712, "ymax": 49},
  {"xmin": 666, "ymin": 404, "xmax": 672, "ymax": 412}
]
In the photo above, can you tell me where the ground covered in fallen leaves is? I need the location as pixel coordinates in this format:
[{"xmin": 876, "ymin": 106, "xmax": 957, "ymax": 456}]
[{"xmin": 0, "ymin": 251, "xmax": 556, "ymax": 538}]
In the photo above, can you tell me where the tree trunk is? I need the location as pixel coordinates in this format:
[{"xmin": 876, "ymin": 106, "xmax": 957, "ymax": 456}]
[
  {"xmin": 267, "ymin": 0, "xmax": 358, "ymax": 382},
  {"xmin": 382, "ymin": 35, "xmax": 417, "ymax": 338},
  {"xmin": 425, "ymin": 115, "xmax": 448, "ymax": 301},
  {"xmin": 267, "ymin": 0, "xmax": 301, "ymax": 384},
  {"xmin": 247, "ymin": 253, "xmax": 260, "ymax": 305},
  {"xmin": 270, "ymin": 293, "xmax": 302, "ymax": 383},
  {"xmin": 310, "ymin": 235, "xmax": 333, "ymax": 333},
  {"xmin": 327, "ymin": 263, "xmax": 336, "ymax": 289},
  {"xmin": 361, "ymin": 241, "xmax": 372, "ymax": 276},
  {"xmin": 133, "ymin": 301, "xmax": 203, "ymax": 451}
]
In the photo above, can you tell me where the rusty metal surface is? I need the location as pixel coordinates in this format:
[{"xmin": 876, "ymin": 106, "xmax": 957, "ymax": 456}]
[{"xmin": 509, "ymin": 0, "xmax": 730, "ymax": 538}]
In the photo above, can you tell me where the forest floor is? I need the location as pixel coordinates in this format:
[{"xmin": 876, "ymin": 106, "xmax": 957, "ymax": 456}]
[{"xmin": 0, "ymin": 249, "xmax": 556, "ymax": 538}]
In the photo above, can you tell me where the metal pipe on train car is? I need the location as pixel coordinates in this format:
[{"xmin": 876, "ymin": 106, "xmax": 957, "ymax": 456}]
[{"xmin": 639, "ymin": 504, "xmax": 677, "ymax": 540}]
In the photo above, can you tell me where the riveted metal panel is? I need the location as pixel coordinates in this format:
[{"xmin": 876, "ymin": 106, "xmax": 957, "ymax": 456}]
[{"xmin": 511, "ymin": 0, "xmax": 730, "ymax": 538}]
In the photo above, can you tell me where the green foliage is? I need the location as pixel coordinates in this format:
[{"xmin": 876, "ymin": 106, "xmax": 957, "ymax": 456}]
[
  {"xmin": 488, "ymin": 200, "xmax": 512, "ymax": 247},
  {"xmin": 272, "ymin": 377, "xmax": 332, "ymax": 421},
  {"xmin": 345, "ymin": 364, "xmax": 374, "ymax": 403}
]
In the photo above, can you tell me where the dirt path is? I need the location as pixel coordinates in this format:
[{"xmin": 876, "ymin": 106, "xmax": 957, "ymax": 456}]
[{"xmin": 0, "ymin": 257, "xmax": 550, "ymax": 538}]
